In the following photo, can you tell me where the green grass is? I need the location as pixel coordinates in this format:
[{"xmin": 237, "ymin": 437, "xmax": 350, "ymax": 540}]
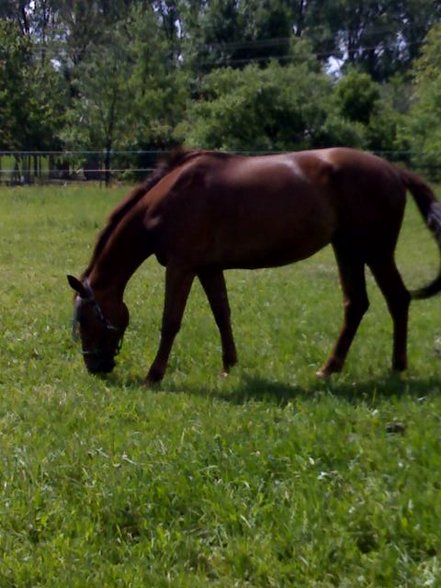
[{"xmin": 0, "ymin": 184, "xmax": 440, "ymax": 587}]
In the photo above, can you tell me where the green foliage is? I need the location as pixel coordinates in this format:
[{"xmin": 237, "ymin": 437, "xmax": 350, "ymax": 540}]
[
  {"xmin": 1, "ymin": 0, "xmax": 441, "ymax": 162},
  {"xmin": 305, "ymin": 0, "xmax": 441, "ymax": 81},
  {"xmin": 128, "ymin": 6, "xmax": 189, "ymax": 148},
  {"xmin": 398, "ymin": 24, "xmax": 441, "ymax": 179},
  {"xmin": 412, "ymin": 23, "xmax": 441, "ymax": 86},
  {"xmin": 181, "ymin": 0, "xmax": 298, "ymax": 70},
  {"xmin": 0, "ymin": 19, "xmax": 65, "ymax": 151},
  {"xmin": 366, "ymin": 105, "xmax": 404, "ymax": 154},
  {"xmin": 1, "ymin": 185, "xmax": 441, "ymax": 585},
  {"xmin": 333, "ymin": 69, "xmax": 406, "ymax": 153},
  {"xmin": 177, "ymin": 60, "xmax": 360, "ymax": 151},
  {"xmin": 60, "ymin": 5, "xmax": 189, "ymax": 157},
  {"xmin": 0, "ymin": 20, "xmax": 27, "ymax": 149},
  {"xmin": 335, "ymin": 70, "xmax": 380, "ymax": 125},
  {"xmin": 60, "ymin": 25, "xmax": 135, "ymax": 151}
]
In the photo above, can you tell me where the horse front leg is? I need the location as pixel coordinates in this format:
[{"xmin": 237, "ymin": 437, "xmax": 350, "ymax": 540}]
[
  {"xmin": 144, "ymin": 265, "xmax": 195, "ymax": 386},
  {"xmin": 198, "ymin": 269, "xmax": 238, "ymax": 375}
]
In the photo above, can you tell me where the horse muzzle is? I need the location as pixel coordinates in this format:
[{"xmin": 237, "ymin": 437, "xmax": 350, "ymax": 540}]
[{"xmin": 84, "ymin": 354, "xmax": 116, "ymax": 374}]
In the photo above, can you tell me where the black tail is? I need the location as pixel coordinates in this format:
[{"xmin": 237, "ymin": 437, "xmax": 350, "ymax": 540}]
[{"xmin": 400, "ymin": 168, "xmax": 441, "ymax": 299}]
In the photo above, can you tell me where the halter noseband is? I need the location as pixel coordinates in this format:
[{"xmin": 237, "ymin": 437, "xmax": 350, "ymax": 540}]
[{"xmin": 72, "ymin": 279, "xmax": 124, "ymax": 357}]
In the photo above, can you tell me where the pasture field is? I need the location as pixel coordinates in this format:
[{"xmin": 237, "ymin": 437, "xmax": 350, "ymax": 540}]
[{"xmin": 0, "ymin": 183, "xmax": 440, "ymax": 587}]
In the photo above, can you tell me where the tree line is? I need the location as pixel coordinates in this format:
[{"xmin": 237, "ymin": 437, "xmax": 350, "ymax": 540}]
[{"xmin": 1, "ymin": 0, "xmax": 441, "ymax": 179}]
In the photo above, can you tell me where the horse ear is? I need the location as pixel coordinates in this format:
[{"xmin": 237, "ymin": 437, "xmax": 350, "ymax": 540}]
[{"xmin": 67, "ymin": 275, "xmax": 88, "ymax": 298}]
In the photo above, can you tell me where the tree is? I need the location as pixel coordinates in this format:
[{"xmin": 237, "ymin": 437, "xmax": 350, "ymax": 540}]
[
  {"xmin": 0, "ymin": 20, "xmax": 31, "ymax": 150},
  {"xmin": 2, "ymin": 0, "xmax": 440, "ymax": 162},
  {"xmin": 176, "ymin": 55, "xmax": 364, "ymax": 152},
  {"xmin": 0, "ymin": 0, "xmax": 33, "ymax": 36},
  {"xmin": 399, "ymin": 24, "xmax": 441, "ymax": 179},
  {"xmin": 179, "ymin": 0, "xmax": 302, "ymax": 71},
  {"xmin": 60, "ymin": 4, "xmax": 189, "ymax": 182},
  {"xmin": 334, "ymin": 69, "xmax": 410, "ymax": 153},
  {"xmin": 128, "ymin": 5, "xmax": 189, "ymax": 149},
  {"xmin": 0, "ymin": 19, "xmax": 64, "ymax": 151},
  {"xmin": 59, "ymin": 21, "xmax": 136, "ymax": 183},
  {"xmin": 335, "ymin": 70, "xmax": 380, "ymax": 125},
  {"xmin": 305, "ymin": 0, "xmax": 441, "ymax": 81}
]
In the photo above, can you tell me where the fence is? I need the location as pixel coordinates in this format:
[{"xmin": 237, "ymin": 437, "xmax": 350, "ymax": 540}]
[
  {"xmin": 1, "ymin": 149, "xmax": 440, "ymax": 185},
  {"xmin": 0, "ymin": 150, "xmax": 164, "ymax": 186}
]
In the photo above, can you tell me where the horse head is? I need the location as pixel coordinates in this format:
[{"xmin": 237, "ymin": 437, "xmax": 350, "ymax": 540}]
[{"xmin": 67, "ymin": 275, "xmax": 129, "ymax": 374}]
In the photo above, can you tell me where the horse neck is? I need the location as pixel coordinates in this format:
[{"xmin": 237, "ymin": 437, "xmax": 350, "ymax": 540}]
[{"xmin": 88, "ymin": 215, "xmax": 150, "ymax": 301}]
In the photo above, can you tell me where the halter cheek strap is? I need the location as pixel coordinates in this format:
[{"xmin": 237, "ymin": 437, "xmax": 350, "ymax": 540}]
[
  {"xmin": 72, "ymin": 279, "xmax": 124, "ymax": 355},
  {"xmin": 89, "ymin": 286, "xmax": 119, "ymax": 331}
]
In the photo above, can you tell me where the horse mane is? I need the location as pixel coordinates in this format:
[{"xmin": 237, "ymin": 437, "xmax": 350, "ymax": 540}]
[{"xmin": 81, "ymin": 148, "xmax": 204, "ymax": 278}]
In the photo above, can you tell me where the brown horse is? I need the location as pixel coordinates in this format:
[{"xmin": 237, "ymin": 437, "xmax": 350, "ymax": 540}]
[{"xmin": 68, "ymin": 147, "xmax": 441, "ymax": 384}]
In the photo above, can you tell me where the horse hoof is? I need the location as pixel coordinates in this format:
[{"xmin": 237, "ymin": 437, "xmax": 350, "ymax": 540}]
[
  {"xmin": 219, "ymin": 370, "xmax": 229, "ymax": 379},
  {"xmin": 316, "ymin": 368, "xmax": 332, "ymax": 379},
  {"xmin": 143, "ymin": 375, "xmax": 162, "ymax": 388}
]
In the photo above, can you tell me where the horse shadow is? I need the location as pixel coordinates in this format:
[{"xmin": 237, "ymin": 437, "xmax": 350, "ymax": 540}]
[
  {"xmin": 107, "ymin": 369, "xmax": 440, "ymax": 407},
  {"xmin": 212, "ymin": 373, "xmax": 441, "ymax": 406}
]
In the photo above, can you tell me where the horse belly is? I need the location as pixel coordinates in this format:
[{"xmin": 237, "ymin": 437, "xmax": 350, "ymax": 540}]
[
  {"xmin": 223, "ymin": 222, "xmax": 333, "ymax": 269},
  {"xmin": 211, "ymin": 196, "xmax": 336, "ymax": 269},
  {"xmin": 153, "ymin": 159, "xmax": 337, "ymax": 268}
]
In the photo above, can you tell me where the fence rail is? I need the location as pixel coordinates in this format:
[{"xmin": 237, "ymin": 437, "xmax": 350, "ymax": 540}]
[
  {"xmin": 1, "ymin": 149, "xmax": 440, "ymax": 186},
  {"xmin": 0, "ymin": 150, "xmax": 165, "ymax": 185}
]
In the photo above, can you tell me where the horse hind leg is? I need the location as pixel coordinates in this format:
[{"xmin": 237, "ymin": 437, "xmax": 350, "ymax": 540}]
[
  {"xmin": 198, "ymin": 269, "xmax": 238, "ymax": 375},
  {"xmin": 317, "ymin": 248, "xmax": 369, "ymax": 378},
  {"xmin": 368, "ymin": 256, "xmax": 410, "ymax": 372}
]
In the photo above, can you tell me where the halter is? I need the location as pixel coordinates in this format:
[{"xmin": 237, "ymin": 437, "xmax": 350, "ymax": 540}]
[{"xmin": 72, "ymin": 279, "xmax": 124, "ymax": 357}]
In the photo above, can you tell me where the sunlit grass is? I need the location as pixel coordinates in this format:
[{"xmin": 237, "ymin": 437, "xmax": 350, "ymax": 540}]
[{"xmin": 0, "ymin": 184, "xmax": 440, "ymax": 586}]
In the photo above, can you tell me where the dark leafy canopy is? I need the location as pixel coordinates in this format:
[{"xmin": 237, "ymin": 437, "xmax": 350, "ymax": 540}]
[
  {"xmin": 0, "ymin": 20, "xmax": 30, "ymax": 150},
  {"xmin": 0, "ymin": 0, "xmax": 440, "ymax": 166},
  {"xmin": 398, "ymin": 24, "xmax": 441, "ymax": 179},
  {"xmin": 305, "ymin": 0, "xmax": 441, "ymax": 81},
  {"xmin": 180, "ymin": 0, "xmax": 298, "ymax": 71},
  {"xmin": 177, "ymin": 58, "xmax": 367, "ymax": 152},
  {"xmin": 0, "ymin": 19, "xmax": 64, "ymax": 150}
]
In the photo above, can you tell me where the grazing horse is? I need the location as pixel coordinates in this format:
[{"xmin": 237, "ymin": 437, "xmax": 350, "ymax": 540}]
[{"xmin": 68, "ymin": 147, "xmax": 441, "ymax": 384}]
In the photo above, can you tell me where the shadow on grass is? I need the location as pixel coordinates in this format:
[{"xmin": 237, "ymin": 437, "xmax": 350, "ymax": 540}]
[
  {"xmin": 210, "ymin": 373, "xmax": 441, "ymax": 406},
  {"xmin": 107, "ymin": 369, "xmax": 440, "ymax": 407}
]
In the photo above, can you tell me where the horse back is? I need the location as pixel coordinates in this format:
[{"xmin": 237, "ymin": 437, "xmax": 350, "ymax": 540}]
[{"xmin": 141, "ymin": 148, "xmax": 406, "ymax": 268}]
